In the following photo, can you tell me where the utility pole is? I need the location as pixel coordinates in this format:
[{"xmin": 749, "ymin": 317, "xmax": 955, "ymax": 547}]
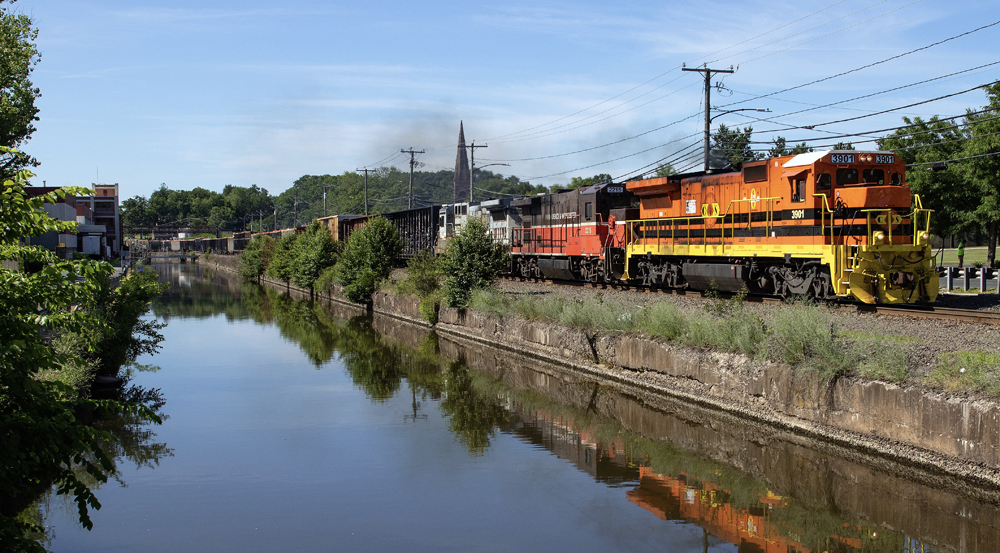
[
  {"xmin": 401, "ymin": 148, "xmax": 424, "ymax": 209},
  {"xmin": 464, "ymin": 141, "xmax": 488, "ymax": 203},
  {"xmin": 355, "ymin": 167, "xmax": 372, "ymax": 216},
  {"xmin": 683, "ymin": 65, "xmax": 734, "ymax": 172}
]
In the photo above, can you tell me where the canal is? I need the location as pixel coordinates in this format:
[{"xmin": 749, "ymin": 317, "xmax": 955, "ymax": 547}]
[{"xmin": 37, "ymin": 261, "xmax": 1000, "ymax": 552}]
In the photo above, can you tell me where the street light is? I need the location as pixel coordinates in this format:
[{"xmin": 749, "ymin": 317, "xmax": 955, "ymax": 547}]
[
  {"xmin": 471, "ymin": 163, "xmax": 510, "ymax": 202},
  {"xmin": 704, "ymin": 107, "xmax": 770, "ymax": 172}
]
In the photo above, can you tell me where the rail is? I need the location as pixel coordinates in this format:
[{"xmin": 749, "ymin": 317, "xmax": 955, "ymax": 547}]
[{"xmin": 626, "ymin": 196, "xmax": 781, "ymax": 253}]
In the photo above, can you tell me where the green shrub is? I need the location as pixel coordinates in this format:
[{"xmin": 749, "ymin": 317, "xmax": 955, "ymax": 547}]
[
  {"xmin": 767, "ymin": 304, "xmax": 856, "ymax": 378},
  {"xmin": 639, "ymin": 302, "xmax": 687, "ymax": 340},
  {"xmin": 267, "ymin": 233, "xmax": 298, "ymax": 284},
  {"xmin": 315, "ymin": 266, "xmax": 339, "ymax": 295},
  {"xmin": 854, "ymin": 340, "xmax": 910, "ymax": 382},
  {"xmin": 396, "ymin": 252, "xmax": 442, "ymax": 324},
  {"xmin": 292, "ymin": 222, "xmax": 342, "ymax": 291},
  {"xmin": 239, "ymin": 234, "xmax": 275, "ymax": 281},
  {"xmin": 438, "ymin": 217, "xmax": 508, "ymax": 308},
  {"xmin": 468, "ymin": 288, "xmax": 512, "ymax": 316},
  {"xmin": 335, "ymin": 217, "xmax": 403, "ymax": 304},
  {"xmin": 928, "ymin": 351, "xmax": 1000, "ymax": 395}
]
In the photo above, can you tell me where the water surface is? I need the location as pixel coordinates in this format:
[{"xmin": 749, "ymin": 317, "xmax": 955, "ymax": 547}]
[{"xmin": 39, "ymin": 262, "xmax": 1000, "ymax": 552}]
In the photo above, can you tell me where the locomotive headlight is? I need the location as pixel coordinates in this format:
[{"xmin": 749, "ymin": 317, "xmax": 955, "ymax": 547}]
[
  {"xmin": 919, "ymin": 231, "xmax": 930, "ymax": 245},
  {"xmin": 874, "ymin": 231, "xmax": 885, "ymax": 244}
]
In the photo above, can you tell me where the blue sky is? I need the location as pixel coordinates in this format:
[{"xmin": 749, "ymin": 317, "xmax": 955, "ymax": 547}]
[{"xmin": 17, "ymin": 0, "xmax": 1000, "ymax": 198}]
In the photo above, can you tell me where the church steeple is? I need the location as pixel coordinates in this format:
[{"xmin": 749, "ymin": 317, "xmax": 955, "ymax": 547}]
[{"xmin": 453, "ymin": 121, "xmax": 470, "ymax": 203}]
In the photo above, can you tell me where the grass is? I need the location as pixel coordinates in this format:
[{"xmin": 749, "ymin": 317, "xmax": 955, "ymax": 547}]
[
  {"xmin": 937, "ymin": 246, "xmax": 990, "ymax": 267},
  {"xmin": 927, "ymin": 351, "xmax": 1000, "ymax": 396},
  {"xmin": 468, "ymin": 288, "xmax": 924, "ymax": 385}
]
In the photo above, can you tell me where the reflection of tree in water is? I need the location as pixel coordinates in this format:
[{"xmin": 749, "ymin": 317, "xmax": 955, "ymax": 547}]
[
  {"xmin": 440, "ymin": 361, "xmax": 509, "ymax": 456},
  {"xmin": 338, "ymin": 318, "xmax": 404, "ymax": 401},
  {"xmin": 29, "ymin": 378, "xmax": 172, "ymax": 547}
]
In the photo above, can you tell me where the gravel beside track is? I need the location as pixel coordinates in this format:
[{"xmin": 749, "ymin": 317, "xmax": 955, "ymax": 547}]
[{"xmin": 494, "ymin": 278, "xmax": 1000, "ymax": 382}]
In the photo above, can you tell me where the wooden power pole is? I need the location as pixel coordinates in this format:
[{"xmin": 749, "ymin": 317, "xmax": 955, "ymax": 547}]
[
  {"xmin": 400, "ymin": 148, "xmax": 425, "ymax": 209},
  {"xmin": 682, "ymin": 65, "xmax": 734, "ymax": 172},
  {"xmin": 355, "ymin": 167, "xmax": 372, "ymax": 216}
]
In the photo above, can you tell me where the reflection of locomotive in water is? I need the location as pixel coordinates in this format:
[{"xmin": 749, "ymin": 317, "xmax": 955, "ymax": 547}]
[{"xmin": 507, "ymin": 150, "xmax": 937, "ymax": 304}]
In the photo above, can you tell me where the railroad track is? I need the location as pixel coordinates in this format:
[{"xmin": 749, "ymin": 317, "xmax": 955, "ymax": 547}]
[{"xmin": 501, "ymin": 275, "xmax": 1000, "ymax": 324}]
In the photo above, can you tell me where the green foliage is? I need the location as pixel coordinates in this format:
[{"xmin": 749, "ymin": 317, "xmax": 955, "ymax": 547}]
[
  {"xmin": 638, "ymin": 302, "xmax": 686, "ymax": 340},
  {"xmin": 438, "ymin": 217, "xmax": 508, "ymax": 308},
  {"xmin": 767, "ymin": 305, "xmax": 855, "ymax": 379},
  {"xmin": 879, "ymin": 115, "xmax": 968, "ymax": 237},
  {"xmin": 396, "ymin": 251, "xmax": 442, "ymax": 324},
  {"xmin": 266, "ymin": 233, "xmax": 298, "ymax": 285},
  {"xmin": 79, "ymin": 270, "xmax": 167, "ymax": 378},
  {"xmin": 238, "ymin": 234, "xmax": 275, "ymax": 281},
  {"xmin": 767, "ymin": 136, "xmax": 811, "ymax": 158},
  {"xmin": 567, "ymin": 173, "xmax": 612, "ymax": 190},
  {"xmin": 711, "ymin": 124, "xmax": 760, "ymax": 170},
  {"xmin": 315, "ymin": 265, "xmax": 339, "ymax": 295},
  {"xmin": 654, "ymin": 163, "xmax": 677, "ymax": 177},
  {"xmin": 292, "ymin": 222, "xmax": 342, "ymax": 291},
  {"xmin": 0, "ymin": 2, "xmax": 40, "ymax": 177},
  {"xmin": 0, "ymin": 165, "xmax": 163, "ymax": 550},
  {"xmin": 335, "ymin": 217, "xmax": 403, "ymax": 304},
  {"xmin": 928, "ymin": 351, "xmax": 1000, "ymax": 396}
]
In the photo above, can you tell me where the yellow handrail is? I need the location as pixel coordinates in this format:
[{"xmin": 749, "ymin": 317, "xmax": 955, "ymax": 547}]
[
  {"xmin": 812, "ymin": 193, "xmax": 835, "ymax": 244},
  {"xmin": 627, "ymin": 196, "xmax": 781, "ymax": 252}
]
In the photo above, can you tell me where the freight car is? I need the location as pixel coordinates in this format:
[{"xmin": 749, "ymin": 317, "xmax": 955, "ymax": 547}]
[
  {"xmin": 623, "ymin": 150, "xmax": 937, "ymax": 304},
  {"xmin": 339, "ymin": 205, "xmax": 441, "ymax": 259}
]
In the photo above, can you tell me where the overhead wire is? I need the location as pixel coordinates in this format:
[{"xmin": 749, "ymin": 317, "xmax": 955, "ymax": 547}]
[{"xmin": 716, "ymin": 20, "xmax": 1000, "ymax": 111}]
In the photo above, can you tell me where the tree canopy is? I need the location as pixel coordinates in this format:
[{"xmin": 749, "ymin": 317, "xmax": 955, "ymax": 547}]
[{"xmin": 0, "ymin": 1, "xmax": 40, "ymax": 177}]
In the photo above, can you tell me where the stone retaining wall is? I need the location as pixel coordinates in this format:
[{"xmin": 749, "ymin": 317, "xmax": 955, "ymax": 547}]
[{"xmin": 377, "ymin": 291, "xmax": 1000, "ymax": 487}]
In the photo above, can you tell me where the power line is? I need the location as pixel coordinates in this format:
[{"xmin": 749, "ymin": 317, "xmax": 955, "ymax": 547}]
[
  {"xmin": 717, "ymin": 20, "xmax": 1000, "ymax": 111},
  {"xmin": 484, "ymin": 0, "xmax": 864, "ymax": 142},
  {"xmin": 907, "ymin": 151, "xmax": 1000, "ymax": 167},
  {"xmin": 749, "ymin": 82, "xmax": 994, "ymax": 134}
]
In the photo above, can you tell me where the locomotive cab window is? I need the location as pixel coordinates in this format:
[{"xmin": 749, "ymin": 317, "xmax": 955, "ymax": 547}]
[
  {"xmin": 791, "ymin": 179, "xmax": 805, "ymax": 203},
  {"xmin": 836, "ymin": 168, "xmax": 859, "ymax": 185},
  {"xmin": 890, "ymin": 172, "xmax": 902, "ymax": 186},
  {"xmin": 816, "ymin": 173, "xmax": 832, "ymax": 191},
  {"xmin": 862, "ymin": 169, "xmax": 885, "ymax": 185},
  {"xmin": 584, "ymin": 202, "xmax": 593, "ymax": 220}
]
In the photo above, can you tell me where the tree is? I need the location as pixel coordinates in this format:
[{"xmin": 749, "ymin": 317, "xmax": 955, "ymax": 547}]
[
  {"xmin": 832, "ymin": 141, "xmax": 855, "ymax": 150},
  {"xmin": 567, "ymin": 173, "xmax": 612, "ymax": 190},
  {"xmin": 711, "ymin": 124, "xmax": 760, "ymax": 170},
  {"xmin": 438, "ymin": 217, "xmax": 508, "ymax": 308},
  {"xmin": 292, "ymin": 221, "xmax": 342, "ymax": 291},
  {"xmin": 238, "ymin": 234, "xmax": 275, "ymax": 281},
  {"xmin": 121, "ymin": 195, "xmax": 155, "ymax": 228},
  {"xmin": 0, "ymin": 163, "xmax": 161, "ymax": 550},
  {"xmin": 767, "ymin": 136, "xmax": 811, "ymax": 158},
  {"xmin": 879, "ymin": 116, "xmax": 969, "ymax": 239},
  {"xmin": 267, "ymin": 234, "xmax": 298, "ymax": 285},
  {"xmin": 654, "ymin": 163, "xmax": 677, "ymax": 177},
  {"xmin": 335, "ymin": 217, "xmax": 403, "ymax": 304},
  {"xmin": 0, "ymin": 2, "xmax": 40, "ymax": 178},
  {"xmin": 962, "ymin": 82, "xmax": 1000, "ymax": 266}
]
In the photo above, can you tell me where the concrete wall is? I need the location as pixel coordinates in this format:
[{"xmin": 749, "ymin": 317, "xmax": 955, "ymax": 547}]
[{"xmin": 365, "ymin": 293, "xmax": 1000, "ymax": 488}]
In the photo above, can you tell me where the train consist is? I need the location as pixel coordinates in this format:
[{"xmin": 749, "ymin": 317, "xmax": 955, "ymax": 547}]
[{"xmin": 144, "ymin": 149, "xmax": 938, "ymax": 304}]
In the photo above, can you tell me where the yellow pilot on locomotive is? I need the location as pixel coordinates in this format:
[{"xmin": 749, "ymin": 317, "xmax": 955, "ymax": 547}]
[{"xmin": 624, "ymin": 150, "xmax": 938, "ymax": 304}]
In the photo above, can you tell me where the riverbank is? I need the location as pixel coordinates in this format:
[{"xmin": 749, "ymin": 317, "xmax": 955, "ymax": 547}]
[{"xmin": 201, "ymin": 254, "xmax": 1000, "ymax": 494}]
